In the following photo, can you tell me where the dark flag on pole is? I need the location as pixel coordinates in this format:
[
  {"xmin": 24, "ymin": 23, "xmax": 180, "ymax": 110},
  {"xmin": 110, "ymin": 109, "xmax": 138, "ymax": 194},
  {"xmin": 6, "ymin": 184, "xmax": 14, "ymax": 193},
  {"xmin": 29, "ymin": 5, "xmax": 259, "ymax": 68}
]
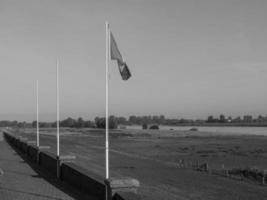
[{"xmin": 110, "ymin": 31, "xmax": 131, "ymax": 80}]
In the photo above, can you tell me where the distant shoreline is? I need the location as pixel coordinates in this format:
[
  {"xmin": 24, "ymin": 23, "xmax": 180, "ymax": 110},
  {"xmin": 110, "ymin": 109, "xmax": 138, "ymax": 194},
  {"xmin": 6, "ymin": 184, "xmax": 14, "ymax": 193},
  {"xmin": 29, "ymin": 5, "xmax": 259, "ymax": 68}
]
[
  {"xmin": 123, "ymin": 125, "xmax": 267, "ymax": 136},
  {"xmin": 126, "ymin": 123, "xmax": 267, "ymax": 127}
]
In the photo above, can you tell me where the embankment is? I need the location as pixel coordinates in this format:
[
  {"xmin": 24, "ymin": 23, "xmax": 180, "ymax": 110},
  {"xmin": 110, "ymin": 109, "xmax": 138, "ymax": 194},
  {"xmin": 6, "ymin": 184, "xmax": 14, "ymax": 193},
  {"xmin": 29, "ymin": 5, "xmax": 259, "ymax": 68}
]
[{"xmin": 3, "ymin": 131, "xmax": 140, "ymax": 200}]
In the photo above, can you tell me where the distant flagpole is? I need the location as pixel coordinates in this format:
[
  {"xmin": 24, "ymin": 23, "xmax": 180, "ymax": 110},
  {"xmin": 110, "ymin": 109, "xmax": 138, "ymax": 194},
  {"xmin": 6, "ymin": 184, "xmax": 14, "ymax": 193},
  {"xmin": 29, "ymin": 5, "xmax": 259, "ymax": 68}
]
[
  {"xmin": 36, "ymin": 80, "xmax": 39, "ymax": 147},
  {"xmin": 56, "ymin": 59, "xmax": 60, "ymax": 158},
  {"xmin": 105, "ymin": 22, "xmax": 110, "ymax": 180}
]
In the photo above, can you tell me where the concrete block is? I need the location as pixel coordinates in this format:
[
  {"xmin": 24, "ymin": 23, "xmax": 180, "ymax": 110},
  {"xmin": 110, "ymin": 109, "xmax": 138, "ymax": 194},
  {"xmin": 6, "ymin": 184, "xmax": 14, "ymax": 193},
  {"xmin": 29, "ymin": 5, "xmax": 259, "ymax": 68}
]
[
  {"xmin": 27, "ymin": 141, "xmax": 36, "ymax": 145},
  {"xmin": 38, "ymin": 146, "xmax": 50, "ymax": 150},
  {"xmin": 18, "ymin": 137, "xmax": 28, "ymax": 141},
  {"xmin": 59, "ymin": 155, "xmax": 76, "ymax": 161},
  {"xmin": 105, "ymin": 178, "xmax": 140, "ymax": 200}
]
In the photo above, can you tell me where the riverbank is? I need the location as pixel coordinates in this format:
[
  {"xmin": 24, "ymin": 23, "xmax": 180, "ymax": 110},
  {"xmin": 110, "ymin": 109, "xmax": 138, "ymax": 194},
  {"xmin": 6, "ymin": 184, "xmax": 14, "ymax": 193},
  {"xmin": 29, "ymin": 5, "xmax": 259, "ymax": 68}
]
[{"xmin": 12, "ymin": 128, "xmax": 267, "ymax": 200}]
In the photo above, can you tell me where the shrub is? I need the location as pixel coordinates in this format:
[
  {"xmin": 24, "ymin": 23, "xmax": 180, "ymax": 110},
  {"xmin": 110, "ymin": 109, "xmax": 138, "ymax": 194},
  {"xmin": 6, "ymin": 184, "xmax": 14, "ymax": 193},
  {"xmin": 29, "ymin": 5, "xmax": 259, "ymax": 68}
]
[
  {"xmin": 95, "ymin": 116, "xmax": 118, "ymax": 129},
  {"xmin": 149, "ymin": 125, "xmax": 159, "ymax": 130},
  {"xmin": 142, "ymin": 124, "xmax": 148, "ymax": 129}
]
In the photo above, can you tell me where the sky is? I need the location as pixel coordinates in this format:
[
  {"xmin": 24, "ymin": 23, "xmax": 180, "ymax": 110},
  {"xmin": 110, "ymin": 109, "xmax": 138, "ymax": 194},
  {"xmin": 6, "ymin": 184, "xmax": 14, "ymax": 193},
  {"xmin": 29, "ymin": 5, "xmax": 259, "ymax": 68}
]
[{"xmin": 0, "ymin": 0, "xmax": 267, "ymax": 121}]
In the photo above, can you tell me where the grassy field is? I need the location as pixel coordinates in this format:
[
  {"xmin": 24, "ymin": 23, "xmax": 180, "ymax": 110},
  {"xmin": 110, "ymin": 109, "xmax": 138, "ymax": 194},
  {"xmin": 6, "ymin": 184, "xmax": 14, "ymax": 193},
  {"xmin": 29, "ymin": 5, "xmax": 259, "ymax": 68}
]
[{"xmin": 14, "ymin": 128, "xmax": 267, "ymax": 200}]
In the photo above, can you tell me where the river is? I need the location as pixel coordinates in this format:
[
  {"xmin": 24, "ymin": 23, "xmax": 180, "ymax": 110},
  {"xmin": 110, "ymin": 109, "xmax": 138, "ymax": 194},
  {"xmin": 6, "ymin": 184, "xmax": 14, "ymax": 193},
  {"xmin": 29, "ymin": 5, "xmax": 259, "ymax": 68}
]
[{"xmin": 125, "ymin": 125, "xmax": 267, "ymax": 136}]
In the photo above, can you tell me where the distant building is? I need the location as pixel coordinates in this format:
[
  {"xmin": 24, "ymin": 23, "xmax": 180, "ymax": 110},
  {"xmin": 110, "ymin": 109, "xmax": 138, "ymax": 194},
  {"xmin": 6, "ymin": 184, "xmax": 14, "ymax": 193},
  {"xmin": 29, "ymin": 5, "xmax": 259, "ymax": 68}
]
[
  {"xmin": 219, "ymin": 114, "xmax": 226, "ymax": 122},
  {"xmin": 243, "ymin": 115, "xmax": 253, "ymax": 122},
  {"xmin": 207, "ymin": 115, "xmax": 214, "ymax": 122},
  {"xmin": 257, "ymin": 115, "xmax": 264, "ymax": 122},
  {"xmin": 232, "ymin": 116, "xmax": 241, "ymax": 123}
]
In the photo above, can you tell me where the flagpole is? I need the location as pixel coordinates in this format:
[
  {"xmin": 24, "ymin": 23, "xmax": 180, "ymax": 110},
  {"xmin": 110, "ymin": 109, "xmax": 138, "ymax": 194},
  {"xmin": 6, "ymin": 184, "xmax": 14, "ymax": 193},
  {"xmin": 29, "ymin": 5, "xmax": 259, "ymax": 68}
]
[
  {"xmin": 56, "ymin": 59, "xmax": 60, "ymax": 158},
  {"xmin": 105, "ymin": 22, "xmax": 110, "ymax": 181},
  {"xmin": 36, "ymin": 80, "xmax": 39, "ymax": 147}
]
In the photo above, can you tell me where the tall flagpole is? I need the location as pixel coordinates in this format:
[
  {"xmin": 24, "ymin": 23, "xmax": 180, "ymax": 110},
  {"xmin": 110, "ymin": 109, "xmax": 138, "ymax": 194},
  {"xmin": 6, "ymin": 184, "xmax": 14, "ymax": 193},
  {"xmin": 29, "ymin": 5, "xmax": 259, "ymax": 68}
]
[
  {"xmin": 105, "ymin": 22, "xmax": 110, "ymax": 180},
  {"xmin": 36, "ymin": 80, "xmax": 39, "ymax": 147},
  {"xmin": 56, "ymin": 59, "xmax": 60, "ymax": 158}
]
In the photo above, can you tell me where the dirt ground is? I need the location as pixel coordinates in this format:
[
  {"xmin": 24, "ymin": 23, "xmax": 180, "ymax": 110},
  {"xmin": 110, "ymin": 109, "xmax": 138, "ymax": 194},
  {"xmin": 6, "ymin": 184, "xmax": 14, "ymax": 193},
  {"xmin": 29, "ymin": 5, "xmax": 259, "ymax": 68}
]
[{"xmin": 16, "ymin": 128, "xmax": 267, "ymax": 200}]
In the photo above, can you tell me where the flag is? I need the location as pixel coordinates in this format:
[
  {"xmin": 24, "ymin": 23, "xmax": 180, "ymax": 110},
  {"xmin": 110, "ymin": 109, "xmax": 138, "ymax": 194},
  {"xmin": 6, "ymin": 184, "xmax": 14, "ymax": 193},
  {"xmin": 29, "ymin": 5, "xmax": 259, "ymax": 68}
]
[{"xmin": 110, "ymin": 31, "xmax": 131, "ymax": 80}]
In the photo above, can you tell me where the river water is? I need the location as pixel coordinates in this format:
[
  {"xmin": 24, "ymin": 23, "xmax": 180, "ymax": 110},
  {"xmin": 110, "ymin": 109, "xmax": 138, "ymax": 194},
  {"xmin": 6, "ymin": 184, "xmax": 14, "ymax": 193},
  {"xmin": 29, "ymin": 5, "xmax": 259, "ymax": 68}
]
[{"xmin": 125, "ymin": 125, "xmax": 267, "ymax": 136}]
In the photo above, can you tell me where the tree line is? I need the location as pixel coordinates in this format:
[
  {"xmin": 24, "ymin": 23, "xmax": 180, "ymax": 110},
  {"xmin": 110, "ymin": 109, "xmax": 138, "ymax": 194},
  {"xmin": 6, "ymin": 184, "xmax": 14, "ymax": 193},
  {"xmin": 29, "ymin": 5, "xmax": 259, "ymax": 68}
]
[
  {"xmin": 0, "ymin": 118, "xmax": 95, "ymax": 129},
  {"xmin": 0, "ymin": 116, "xmax": 121, "ymax": 129},
  {"xmin": 0, "ymin": 115, "xmax": 169, "ymax": 129},
  {"xmin": 1, "ymin": 114, "xmax": 267, "ymax": 129}
]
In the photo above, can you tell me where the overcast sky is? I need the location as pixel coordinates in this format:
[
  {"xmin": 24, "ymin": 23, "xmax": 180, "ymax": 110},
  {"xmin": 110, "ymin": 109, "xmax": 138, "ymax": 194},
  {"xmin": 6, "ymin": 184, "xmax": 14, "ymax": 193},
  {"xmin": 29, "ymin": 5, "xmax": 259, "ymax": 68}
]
[{"xmin": 0, "ymin": 0, "xmax": 267, "ymax": 121}]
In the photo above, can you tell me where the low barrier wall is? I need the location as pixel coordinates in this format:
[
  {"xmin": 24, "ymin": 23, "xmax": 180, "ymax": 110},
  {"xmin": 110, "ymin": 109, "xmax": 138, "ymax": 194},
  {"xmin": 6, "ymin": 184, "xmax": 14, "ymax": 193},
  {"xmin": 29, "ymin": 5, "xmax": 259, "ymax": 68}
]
[
  {"xmin": 61, "ymin": 162, "xmax": 106, "ymax": 199},
  {"xmin": 21, "ymin": 141, "xmax": 28, "ymax": 154},
  {"xmin": 39, "ymin": 151, "xmax": 58, "ymax": 176},
  {"xmin": 3, "ymin": 131, "xmax": 140, "ymax": 200},
  {"xmin": 27, "ymin": 145, "xmax": 38, "ymax": 162}
]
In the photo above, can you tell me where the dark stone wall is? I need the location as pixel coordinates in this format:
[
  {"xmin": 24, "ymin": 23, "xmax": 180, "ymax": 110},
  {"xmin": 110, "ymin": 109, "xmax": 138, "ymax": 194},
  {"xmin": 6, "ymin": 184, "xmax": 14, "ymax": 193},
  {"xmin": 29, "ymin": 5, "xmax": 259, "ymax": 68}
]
[
  {"xmin": 61, "ymin": 162, "xmax": 105, "ymax": 199},
  {"xmin": 27, "ymin": 145, "xmax": 38, "ymax": 162},
  {"xmin": 39, "ymin": 151, "xmax": 57, "ymax": 176}
]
